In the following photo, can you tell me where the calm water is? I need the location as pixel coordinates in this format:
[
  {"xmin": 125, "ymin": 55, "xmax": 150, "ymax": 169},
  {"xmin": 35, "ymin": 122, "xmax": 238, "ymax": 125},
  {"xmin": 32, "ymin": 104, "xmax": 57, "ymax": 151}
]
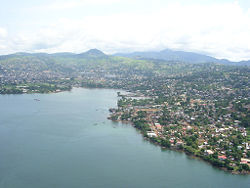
[{"xmin": 0, "ymin": 88, "xmax": 249, "ymax": 188}]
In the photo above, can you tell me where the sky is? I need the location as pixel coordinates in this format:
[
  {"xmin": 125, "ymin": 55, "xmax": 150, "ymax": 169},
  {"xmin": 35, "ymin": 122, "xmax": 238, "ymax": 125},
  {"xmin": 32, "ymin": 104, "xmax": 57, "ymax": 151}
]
[{"xmin": 0, "ymin": 0, "xmax": 250, "ymax": 61}]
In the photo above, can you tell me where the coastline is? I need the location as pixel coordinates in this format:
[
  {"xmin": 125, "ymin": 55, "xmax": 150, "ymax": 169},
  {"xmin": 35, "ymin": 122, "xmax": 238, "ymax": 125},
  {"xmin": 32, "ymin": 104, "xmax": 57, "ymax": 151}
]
[
  {"xmin": 0, "ymin": 85, "xmax": 123, "ymax": 95},
  {"xmin": 110, "ymin": 118, "xmax": 250, "ymax": 175}
]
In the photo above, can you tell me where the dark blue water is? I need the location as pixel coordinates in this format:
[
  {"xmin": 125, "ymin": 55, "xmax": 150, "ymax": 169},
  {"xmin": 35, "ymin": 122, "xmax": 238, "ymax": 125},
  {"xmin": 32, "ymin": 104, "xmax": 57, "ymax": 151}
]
[{"xmin": 0, "ymin": 88, "xmax": 249, "ymax": 188}]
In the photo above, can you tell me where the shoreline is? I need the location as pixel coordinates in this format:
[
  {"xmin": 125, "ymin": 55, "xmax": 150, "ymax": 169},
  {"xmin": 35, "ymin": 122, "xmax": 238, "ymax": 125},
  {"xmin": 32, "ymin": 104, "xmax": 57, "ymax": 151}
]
[
  {"xmin": 111, "ymin": 118, "xmax": 250, "ymax": 175},
  {"xmin": 0, "ymin": 86, "xmax": 124, "ymax": 95}
]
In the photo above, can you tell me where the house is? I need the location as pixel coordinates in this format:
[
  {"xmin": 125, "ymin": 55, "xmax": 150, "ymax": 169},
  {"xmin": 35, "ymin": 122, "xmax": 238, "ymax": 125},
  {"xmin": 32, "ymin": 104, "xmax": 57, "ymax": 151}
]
[
  {"xmin": 205, "ymin": 150, "xmax": 214, "ymax": 155},
  {"xmin": 155, "ymin": 123, "xmax": 162, "ymax": 130},
  {"xmin": 147, "ymin": 131, "xmax": 157, "ymax": 137},
  {"xmin": 218, "ymin": 155, "xmax": 227, "ymax": 160},
  {"xmin": 240, "ymin": 158, "xmax": 250, "ymax": 165},
  {"xmin": 176, "ymin": 141, "xmax": 184, "ymax": 146}
]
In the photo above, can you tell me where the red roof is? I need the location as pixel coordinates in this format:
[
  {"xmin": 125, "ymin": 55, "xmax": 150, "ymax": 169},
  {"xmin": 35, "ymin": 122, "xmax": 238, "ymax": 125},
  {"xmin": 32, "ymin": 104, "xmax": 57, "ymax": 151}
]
[
  {"xmin": 240, "ymin": 161, "xmax": 248, "ymax": 164},
  {"xmin": 218, "ymin": 155, "xmax": 227, "ymax": 160}
]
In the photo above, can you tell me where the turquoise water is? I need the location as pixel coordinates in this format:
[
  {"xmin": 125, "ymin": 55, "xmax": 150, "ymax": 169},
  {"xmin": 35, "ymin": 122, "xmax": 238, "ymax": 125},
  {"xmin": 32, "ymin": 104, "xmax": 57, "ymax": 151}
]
[{"xmin": 0, "ymin": 88, "xmax": 249, "ymax": 188}]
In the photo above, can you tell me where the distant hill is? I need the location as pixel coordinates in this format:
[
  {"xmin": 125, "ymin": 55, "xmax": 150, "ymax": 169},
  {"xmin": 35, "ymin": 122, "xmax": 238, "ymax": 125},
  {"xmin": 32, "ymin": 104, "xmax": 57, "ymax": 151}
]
[
  {"xmin": 0, "ymin": 48, "xmax": 249, "ymax": 66},
  {"xmin": 0, "ymin": 49, "xmax": 108, "ymax": 60},
  {"xmin": 115, "ymin": 49, "xmax": 249, "ymax": 66},
  {"xmin": 77, "ymin": 49, "xmax": 107, "ymax": 58},
  {"xmin": 1, "ymin": 48, "xmax": 249, "ymax": 91},
  {"xmin": 237, "ymin": 60, "xmax": 250, "ymax": 66}
]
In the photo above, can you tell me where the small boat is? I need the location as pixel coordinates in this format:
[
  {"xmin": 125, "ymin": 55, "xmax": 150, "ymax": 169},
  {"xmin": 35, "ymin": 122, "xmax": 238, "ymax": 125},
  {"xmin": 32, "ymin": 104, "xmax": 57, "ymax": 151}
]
[{"xmin": 34, "ymin": 99, "xmax": 40, "ymax": 101}]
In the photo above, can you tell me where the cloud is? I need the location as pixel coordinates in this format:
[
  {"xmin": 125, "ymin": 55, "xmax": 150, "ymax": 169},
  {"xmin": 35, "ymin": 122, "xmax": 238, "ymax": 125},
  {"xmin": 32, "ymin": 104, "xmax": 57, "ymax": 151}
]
[
  {"xmin": 33, "ymin": 0, "xmax": 125, "ymax": 11},
  {"xmin": 0, "ymin": 27, "xmax": 8, "ymax": 51},
  {"xmin": 3, "ymin": 1, "xmax": 250, "ymax": 61},
  {"xmin": 0, "ymin": 27, "xmax": 7, "ymax": 38}
]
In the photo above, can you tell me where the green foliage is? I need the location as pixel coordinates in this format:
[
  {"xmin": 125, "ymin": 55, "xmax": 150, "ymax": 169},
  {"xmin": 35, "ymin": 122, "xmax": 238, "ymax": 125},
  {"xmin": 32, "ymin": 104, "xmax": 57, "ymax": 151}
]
[
  {"xmin": 161, "ymin": 139, "xmax": 171, "ymax": 148},
  {"xmin": 133, "ymin": 120, "xmax": 150, "ymax": 132}
]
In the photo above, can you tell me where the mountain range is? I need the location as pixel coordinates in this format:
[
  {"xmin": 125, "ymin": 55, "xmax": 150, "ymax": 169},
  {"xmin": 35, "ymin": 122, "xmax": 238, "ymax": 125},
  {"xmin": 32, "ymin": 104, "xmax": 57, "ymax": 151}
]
[
  {"xmin": 0, "ymin": 48, "xmax": 249, "ymax": 66},
  {"xmin": 115, "ymin": 49, "xmax": 250, "ymax": 66}
]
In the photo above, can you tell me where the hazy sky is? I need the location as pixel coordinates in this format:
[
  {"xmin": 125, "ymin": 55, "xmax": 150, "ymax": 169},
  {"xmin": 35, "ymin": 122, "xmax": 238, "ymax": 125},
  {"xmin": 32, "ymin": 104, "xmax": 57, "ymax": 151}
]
[{"xmin": 0, "ymin": 0, "xmax": 250, "ymax": 61}]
